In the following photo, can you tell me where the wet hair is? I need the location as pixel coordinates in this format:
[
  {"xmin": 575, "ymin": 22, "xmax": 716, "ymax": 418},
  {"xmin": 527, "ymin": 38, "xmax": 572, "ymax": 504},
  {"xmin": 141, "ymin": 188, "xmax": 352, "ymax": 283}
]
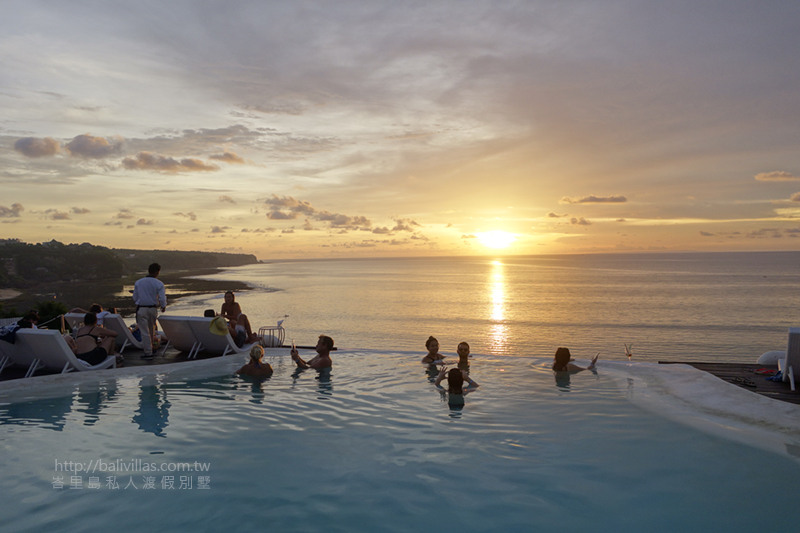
[
  {"xmin": 553, "ymin": 347, "xmax": 571, "ymax": 372},
  {"xmin": 84, "ymin": 312, "xmax": 98, "ymax": 326},
  {"xmin": 89, "ymin": 304, "xmax": 103, "ymax": 313},
  {"xmin": 447, "ymin": 368, "xmax": 464, "ymax": 394},
  {"xmin": 318, "ymin": 335, "xmax": 334, "ymax": 351},
  {"xmin": 249, "ymin": 345, "xmax": 265, "ymax": 361},
  {"xmin": 425, "ymin": 336, "xmax": 439, "ymax": 350},
  {"xmin": 148, "ymin": 263, "xmax": 161, "ymax": 275},
  {"xmin": 203, "ymin": 309, "xmax": 216, "ymax": 317},
  {"xmin": 458, "ymin": 341, "xmax": 470, "ymax": 351}
]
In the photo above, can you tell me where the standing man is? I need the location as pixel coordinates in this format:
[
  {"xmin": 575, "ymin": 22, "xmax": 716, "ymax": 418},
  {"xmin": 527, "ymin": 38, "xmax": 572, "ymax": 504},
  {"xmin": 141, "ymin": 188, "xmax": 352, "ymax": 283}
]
[
  {"xmin": 133, "ymin": 262, "xmax": 166, "ymax": 360},
  {"xmin": 291, "ymin": 335, "xmax": 334, "ymax": 369}
]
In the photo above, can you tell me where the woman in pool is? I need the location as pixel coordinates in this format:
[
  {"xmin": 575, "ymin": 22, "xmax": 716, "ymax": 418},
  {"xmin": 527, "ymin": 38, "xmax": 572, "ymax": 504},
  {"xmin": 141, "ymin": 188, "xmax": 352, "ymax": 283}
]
[
  {"xmin": 220, "ymin": 291, "xmax": 260, "ymax": 347},
  {"xmin": 421, "ymin": 336, "xmax": 446, "ymax": 365},
  {"xmin": 435, "ymin": 366, "xmax": 479, "ymax": 406},
  {"xmin": 552, "ymin": 347, "xmax": 598, "ymax": 372},
  {"xmin": 74, "ymin": 312, "xmax": 118, "ymax": 365},
  {"xmin": 236, "ymin": 345, "xmax": 273, "ymax": 377}
]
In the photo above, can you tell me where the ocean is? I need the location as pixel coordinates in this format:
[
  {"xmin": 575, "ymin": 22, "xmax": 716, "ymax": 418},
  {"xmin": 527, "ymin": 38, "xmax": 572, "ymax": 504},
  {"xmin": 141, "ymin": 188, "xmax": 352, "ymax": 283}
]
[{"xmin": 164, "ymin": 251, "xmax": 800, "ymax": 363}]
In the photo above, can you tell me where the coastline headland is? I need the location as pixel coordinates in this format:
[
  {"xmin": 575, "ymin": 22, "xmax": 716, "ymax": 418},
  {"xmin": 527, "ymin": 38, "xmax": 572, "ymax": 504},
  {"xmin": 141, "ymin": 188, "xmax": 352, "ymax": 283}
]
[{"xmin": 0, "ymin": 239, "xmax": 259, "ymax": 316}]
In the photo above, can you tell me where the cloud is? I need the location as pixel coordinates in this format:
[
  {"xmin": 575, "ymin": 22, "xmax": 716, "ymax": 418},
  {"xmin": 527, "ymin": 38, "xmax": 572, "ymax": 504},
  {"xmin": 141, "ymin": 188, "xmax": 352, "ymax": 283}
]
[
  {"xmin": 70, "ymin": 207, "xmax": 90, "ymax": 214},
  {"xmin": 462, "ymin": 234, "xmax": 477, "ymax": 239},
  {"xmin": 561, "ymin": 195, "xmax": 627, "ymax": 204},
  {"xmin": 136, "ymin": 218, "xmax": 155, "ymax": 226},
  {"xmin": 174, "ymin": 212, "xmax": 197, "ymax": 221},
  {"xmin": 263, "ymin": 195, "xmax": 315, "ymax": 215},
  {"xmin": 114, "ymin": 209, "xmax": 136, "ymax": 219},
  {"xmin": 548, "ymin": 212, "xmax": 568, "ymax": 218},
  {"xmin": 747, "ymin": 228, "xmax": 780, "ymax": 238},
  {"xmin": 219, "ymin": 195, "xmax": 237, "ymax": 204},
  {"xmin": 210, "ymin": 225, "xmax": 229, "ymax": 233},
  {"xmin": 66, "ymin": 134, "xmax": 123, "ymax": 158},
  {"xmin": 45, "ymin": 209, "xmax": 70, "ymax": 220},
  {"xmin": 789, "ymin": 193, "xmax": 800, "ymax": 202},
  {"xmin": 262, "ymin": 195, "xmax": 372, "ymax": 229},
  {"xmin": 699, "ymin": 231, "xmax": 715, "ymax": 236},
  {"xmin": 0, "ymin": 203, "xmax": 24, "ymax": 217},
  {"xmin": 121, "ymin": 152, "xmax": 219, "ymax": 172},
  {"xmin": 559, "ymin": 194, "xmax": 628, "ymax": 204},
  {"xmin": 391, "ymin": 218, "xmax": 421, "ymax": 232},
  {"xmin": 14, "ymin": 137, "xmax": 61, "ymax": 158},
  {"xmin": 372, "ymin": 227, "xmax": 391, "ymax": 234},
  {"xmin": 570, "ymin": 217, "xmax": 592, "ymax": 225},
  {"xmin": 267, "ymin": 210, "xmax": 298, "ymax": 220},
  {"xmin": 209, "ymin": 150, "xmax": 247, "ymax": 164},
  {"xmin": 281, "ymin": 229, "xmax": 294, "ymax": 234},
  {"xmin": 755, "ymin": 171, "xmax": 800, "ymax": 182},
  {"xmin": 315, "ymin": 211, "xmax": 371, "ymax": 228}
]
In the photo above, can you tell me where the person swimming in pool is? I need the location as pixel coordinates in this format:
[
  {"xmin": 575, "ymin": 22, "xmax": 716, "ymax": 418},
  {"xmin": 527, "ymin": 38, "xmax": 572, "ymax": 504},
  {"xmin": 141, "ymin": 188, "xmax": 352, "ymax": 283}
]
[
  {"xmin": 456, "ymin": 341, "xmax": 471, "ymax": 372},
  {"xmin": 552, "ymin": 347, "xmax": 598, "ymax": 372},
  {"xmin": 435, "ymin": 365, "xmax": 479, "ymax": 406},
  {"xmin": 291, "ymin": 335, "xmax": 334, "ymax": 369},
  {"xmin": 236, "ymin": 345, "xmax": 274, "ymax": 377},
  {"xmin": 421, "ymin": 336, "xmax": 446, "ymax": 365},
  {"xmin": 220, "ymin": 291, "xmax": 260, "ymax": 346}
]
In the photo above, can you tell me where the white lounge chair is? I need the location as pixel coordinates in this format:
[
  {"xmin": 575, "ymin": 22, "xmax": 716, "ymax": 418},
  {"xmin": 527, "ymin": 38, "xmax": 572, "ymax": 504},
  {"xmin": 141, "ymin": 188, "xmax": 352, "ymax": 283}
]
[
  {"xmin": 64, "ymin": 312, "xmax": 143, "ymax": 353},
  {"xmin": 11, "ymin": 329, "xmax": 116, "ymax": 376},
  {"xmin": 778, "ymin": 327, "xmax": 800, "ymax": 391},
  {"xmin": 187, "ymin": 317, "xmax": 256, "ymax": 358},
  {"xmin": 157, "ymin": 316, "xmax": 201, "ymax": 357},
  {"xmin": 0, "ymin": 333, "xmax": 17, "ymax": 376}
]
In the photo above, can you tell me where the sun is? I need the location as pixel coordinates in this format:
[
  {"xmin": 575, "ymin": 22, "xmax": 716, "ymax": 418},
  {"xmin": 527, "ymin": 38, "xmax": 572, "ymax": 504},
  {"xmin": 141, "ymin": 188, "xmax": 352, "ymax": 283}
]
[{"xmin": 476, "ymin": 231, "xmax": 516, "ymax": 249}]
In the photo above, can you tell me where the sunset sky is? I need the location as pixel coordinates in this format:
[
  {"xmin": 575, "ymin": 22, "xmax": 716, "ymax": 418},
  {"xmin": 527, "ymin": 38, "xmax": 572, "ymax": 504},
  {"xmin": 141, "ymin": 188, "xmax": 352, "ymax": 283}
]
[{"xmin": 2, "ymin": 1, "xmax": 800, "ymax": 259}]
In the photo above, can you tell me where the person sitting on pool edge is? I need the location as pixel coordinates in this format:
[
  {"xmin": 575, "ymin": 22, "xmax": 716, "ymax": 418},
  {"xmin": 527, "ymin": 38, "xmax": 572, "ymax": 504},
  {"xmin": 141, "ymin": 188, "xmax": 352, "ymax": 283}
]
[
  {"xmin": 552, "ymin": 347, "xmax": 598, "ymax": 372},
  {"xmin": 236, "ymin": 345, "xmax": 274, "ymax": 377},
  {"xmin": 220, "ymin": 291, "xmax": 261, "ymax": 346},
  {"xmin": 421, "ymin": 336, "xmax": 445, "ymax": 365},
  {"xmin": 291, "ymin": 335, "xmax": 334, "ymax": 369}
]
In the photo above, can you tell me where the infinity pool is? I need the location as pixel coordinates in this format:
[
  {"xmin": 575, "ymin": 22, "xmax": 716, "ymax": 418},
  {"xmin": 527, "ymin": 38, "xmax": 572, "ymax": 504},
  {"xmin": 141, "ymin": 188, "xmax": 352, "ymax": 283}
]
[{"xmin": 1, "ymin": 350, "xmax": 799, "ymax": 532}]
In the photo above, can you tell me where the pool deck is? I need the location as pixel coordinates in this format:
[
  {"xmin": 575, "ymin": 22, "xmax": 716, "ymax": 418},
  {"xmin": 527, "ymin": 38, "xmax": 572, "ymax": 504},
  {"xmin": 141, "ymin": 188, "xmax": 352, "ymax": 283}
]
[
  {"xmin": 0, "ymin": 342, "xmax": 326, "ymax": 382},
  {"xmin": 659, "ymin": 362, "xmax": 800, "ymax": 405}
]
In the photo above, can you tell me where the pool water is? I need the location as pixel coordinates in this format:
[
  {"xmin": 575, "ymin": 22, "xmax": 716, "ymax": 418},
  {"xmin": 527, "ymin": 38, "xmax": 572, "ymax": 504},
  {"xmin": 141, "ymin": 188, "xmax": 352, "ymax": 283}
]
[{"xmin": 1, "ymin": 351, "xmax": 799, "ymax": 532}]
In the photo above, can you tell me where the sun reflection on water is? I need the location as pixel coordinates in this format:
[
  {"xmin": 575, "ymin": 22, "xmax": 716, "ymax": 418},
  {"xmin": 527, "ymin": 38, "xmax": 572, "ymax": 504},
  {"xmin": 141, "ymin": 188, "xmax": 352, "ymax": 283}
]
[{"xmin": 488, "ymin": 260, "xmax": 508, "ymax": 354}]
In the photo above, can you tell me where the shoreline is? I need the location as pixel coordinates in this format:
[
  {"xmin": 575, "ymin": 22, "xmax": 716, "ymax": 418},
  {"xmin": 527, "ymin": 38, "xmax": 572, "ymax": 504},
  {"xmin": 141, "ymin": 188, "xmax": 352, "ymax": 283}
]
[{"xmin": 0, "ymin": 267, "xmax": 253, "ymax": 316}]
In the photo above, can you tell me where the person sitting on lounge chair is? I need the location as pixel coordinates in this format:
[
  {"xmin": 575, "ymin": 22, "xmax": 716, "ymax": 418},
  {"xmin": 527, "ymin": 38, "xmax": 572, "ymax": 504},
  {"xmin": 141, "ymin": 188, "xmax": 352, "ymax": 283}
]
[
  {"xmin": 220, "ymin": 291, "xmax": 260, "ymax": 346},
  {"xmin": 70, "ymin": 304, "xmax": 113, "ymax": 326},
  {"xmin": 74, "ymin": 312, "xmax": 118, "ymax": 365},
  {"xmin": 17, "ymin": 310, "xmax": 39, "ymax": 329}
]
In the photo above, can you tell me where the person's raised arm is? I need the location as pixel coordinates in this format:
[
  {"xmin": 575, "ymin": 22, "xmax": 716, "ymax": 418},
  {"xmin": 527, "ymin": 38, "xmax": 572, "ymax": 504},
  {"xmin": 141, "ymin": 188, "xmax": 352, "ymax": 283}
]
[
  {"xmin": 291, "ymin": 346, "xmax": 309, "ymax": 369},
  {"xmin": 462, "ymin": 370, "xmax": 479, "ymax": 388},
  {"xmin": 434, "ymin": 366, "xmax": 447, "ymax": 388}
]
